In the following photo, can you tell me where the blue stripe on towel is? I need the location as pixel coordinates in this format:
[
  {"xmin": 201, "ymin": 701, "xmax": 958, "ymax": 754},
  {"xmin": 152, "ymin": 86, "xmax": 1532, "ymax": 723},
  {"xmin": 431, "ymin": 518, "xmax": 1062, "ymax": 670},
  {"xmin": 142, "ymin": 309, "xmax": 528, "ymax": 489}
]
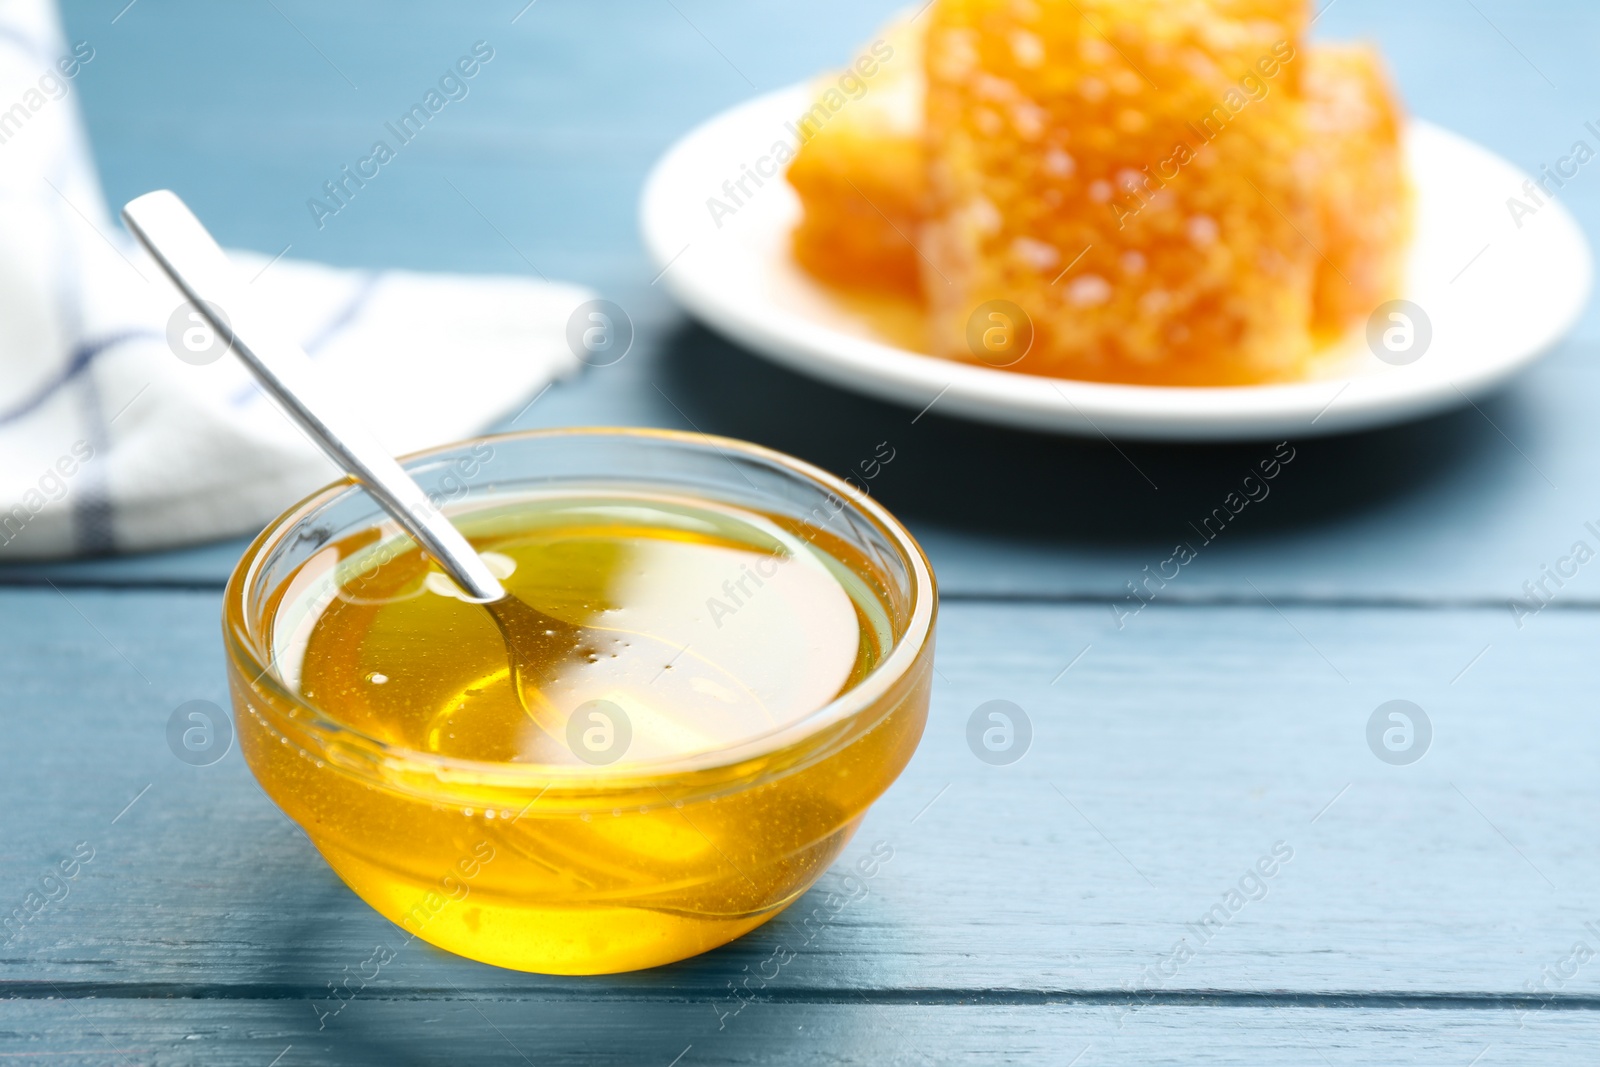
[
  {"xmin": 40, "ymin": 149, "xmax": 117, "ymax": 555},
  {"xmin": 0, "ymin": 260, "xmax": 379, "ymax": 428},
  {"xmin": 70, "ymin": 368, "xmax": 116, "ymax": 554},
  {"xmin": 0, "ymin": 330, "xmax": 156, "ymax": 429}
]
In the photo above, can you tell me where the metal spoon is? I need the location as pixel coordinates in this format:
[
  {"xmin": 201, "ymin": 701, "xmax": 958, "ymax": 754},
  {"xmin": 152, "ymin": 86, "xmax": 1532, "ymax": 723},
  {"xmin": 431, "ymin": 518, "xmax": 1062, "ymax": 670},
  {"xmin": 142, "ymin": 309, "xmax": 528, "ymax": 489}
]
[{"xmin": 122, "ymin": 190, "xmax": 768, "ymax": 764}]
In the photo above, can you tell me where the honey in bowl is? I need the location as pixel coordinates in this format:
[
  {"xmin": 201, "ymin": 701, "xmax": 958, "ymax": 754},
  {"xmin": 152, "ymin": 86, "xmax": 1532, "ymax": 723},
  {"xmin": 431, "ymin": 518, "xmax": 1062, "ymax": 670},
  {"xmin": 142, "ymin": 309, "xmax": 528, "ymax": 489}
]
[
  {"xmin": 226, "ymin": 430, "xmax": 936, "ymax": 975},
  {"xmin": 298, "ymin": 494, "xmax": 886, "ymax": 768}
]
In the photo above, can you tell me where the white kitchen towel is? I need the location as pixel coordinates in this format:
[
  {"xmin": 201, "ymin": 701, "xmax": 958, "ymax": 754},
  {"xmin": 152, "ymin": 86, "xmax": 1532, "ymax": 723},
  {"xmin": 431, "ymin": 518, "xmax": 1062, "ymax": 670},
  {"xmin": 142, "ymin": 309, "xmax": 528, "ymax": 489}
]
[{"xmin": 0, "ymin": 0, "xmax": 587, "ymax": 558}]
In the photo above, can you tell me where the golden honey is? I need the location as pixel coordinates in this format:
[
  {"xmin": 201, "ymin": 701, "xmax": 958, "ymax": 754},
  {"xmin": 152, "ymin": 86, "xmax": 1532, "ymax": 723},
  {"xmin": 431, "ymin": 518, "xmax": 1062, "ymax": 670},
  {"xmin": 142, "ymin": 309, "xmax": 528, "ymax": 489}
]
[{"xmin": 227, "ymin": 448, "xmax": 935, "ymax": 975}]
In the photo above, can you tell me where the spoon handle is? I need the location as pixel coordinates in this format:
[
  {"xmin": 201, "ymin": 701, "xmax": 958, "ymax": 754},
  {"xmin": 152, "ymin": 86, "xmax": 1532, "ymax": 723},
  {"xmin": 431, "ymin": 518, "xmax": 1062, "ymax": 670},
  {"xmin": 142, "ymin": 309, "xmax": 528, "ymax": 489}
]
[{"xmin": 122, "ymin": 189, "xmax": 507, "ymax": 601}]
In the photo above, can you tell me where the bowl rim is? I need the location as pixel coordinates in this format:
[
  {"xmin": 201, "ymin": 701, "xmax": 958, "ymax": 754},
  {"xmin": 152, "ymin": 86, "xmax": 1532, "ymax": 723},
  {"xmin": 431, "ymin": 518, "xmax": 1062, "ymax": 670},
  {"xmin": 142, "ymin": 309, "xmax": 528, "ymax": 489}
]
[{"xmin": 223, "ymin": 425, "xmax": 937, "ymax": 788}]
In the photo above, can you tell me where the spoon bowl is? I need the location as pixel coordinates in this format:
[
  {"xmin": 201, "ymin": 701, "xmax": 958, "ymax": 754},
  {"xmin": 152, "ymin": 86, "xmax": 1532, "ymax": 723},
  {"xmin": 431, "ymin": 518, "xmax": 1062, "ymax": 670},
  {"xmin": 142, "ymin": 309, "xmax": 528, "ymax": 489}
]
[{"xmin": 485, "ymin": 590, "xmax": 773, "ymax": 765}]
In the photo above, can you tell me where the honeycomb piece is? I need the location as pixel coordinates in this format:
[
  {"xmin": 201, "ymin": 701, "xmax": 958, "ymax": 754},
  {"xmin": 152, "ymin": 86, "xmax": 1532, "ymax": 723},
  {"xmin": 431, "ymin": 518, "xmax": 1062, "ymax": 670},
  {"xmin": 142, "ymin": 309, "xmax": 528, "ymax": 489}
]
[
  {"xmin": 786, "ymin": 16, "xmax": 927, "ymax": 298},
  {"xmin": 785, "ymin": 3, "xmax": 1411, "ymax": 384},
  {"xmin": 922, "ymin": 0, "xmax": 1319, "ymax": 386},
  {"xmin": 1302, "ymin": 43, "xmax": 1410, "ymax": 341}
]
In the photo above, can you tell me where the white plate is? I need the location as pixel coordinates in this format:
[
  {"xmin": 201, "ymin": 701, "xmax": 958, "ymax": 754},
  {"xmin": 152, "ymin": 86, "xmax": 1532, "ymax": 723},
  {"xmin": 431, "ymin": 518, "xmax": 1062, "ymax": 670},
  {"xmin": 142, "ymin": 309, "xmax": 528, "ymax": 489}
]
[{"xmin": 640, "ymin": 85, "xmax": 1593, "ymax": 441}]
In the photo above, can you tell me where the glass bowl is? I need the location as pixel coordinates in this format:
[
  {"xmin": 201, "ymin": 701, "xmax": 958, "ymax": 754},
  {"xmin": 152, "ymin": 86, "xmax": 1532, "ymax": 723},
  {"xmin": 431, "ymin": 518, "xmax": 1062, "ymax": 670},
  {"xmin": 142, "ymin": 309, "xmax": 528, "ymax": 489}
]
[{"xmin": 223, "ymin": 427, "xmax": 936, "ymax": 974}]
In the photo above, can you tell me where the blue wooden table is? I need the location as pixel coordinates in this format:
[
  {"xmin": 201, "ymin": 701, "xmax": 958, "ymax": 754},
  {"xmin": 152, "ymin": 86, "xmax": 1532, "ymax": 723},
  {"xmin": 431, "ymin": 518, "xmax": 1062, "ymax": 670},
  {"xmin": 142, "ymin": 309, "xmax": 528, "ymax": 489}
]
[{"xmin": 5, "ymin": 0, "xmax": 1600, "ymax": 1062}]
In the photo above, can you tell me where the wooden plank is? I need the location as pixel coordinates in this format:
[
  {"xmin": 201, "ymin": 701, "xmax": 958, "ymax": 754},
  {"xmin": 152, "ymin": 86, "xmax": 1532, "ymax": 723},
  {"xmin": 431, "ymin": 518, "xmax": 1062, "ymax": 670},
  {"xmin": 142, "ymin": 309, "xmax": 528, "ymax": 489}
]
[
  {"xmin": 12, "ymin": 1, "xmax": 1598, "ymax": 599},
  {"xmin": 4, "ymin": 589, "xmax": 1600, "ymax": 997},
  {"xmin": 0, "ymin": 537, "xmax": 250, "ymax": 587},
  {"xmin": 5, "ymin": 335, "xmax": 1600, "ymax": 607},
  {"xmin": 528, "ymin": 330, "xmax": 1600, "ymax": 608},
  {"xmin": 1, "ymin": 999, "xmax": 1595, "ymax": 1066},
  {"xmin": 61, "ymin": 0, "xmax": 1600, "ymax": 296}
]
